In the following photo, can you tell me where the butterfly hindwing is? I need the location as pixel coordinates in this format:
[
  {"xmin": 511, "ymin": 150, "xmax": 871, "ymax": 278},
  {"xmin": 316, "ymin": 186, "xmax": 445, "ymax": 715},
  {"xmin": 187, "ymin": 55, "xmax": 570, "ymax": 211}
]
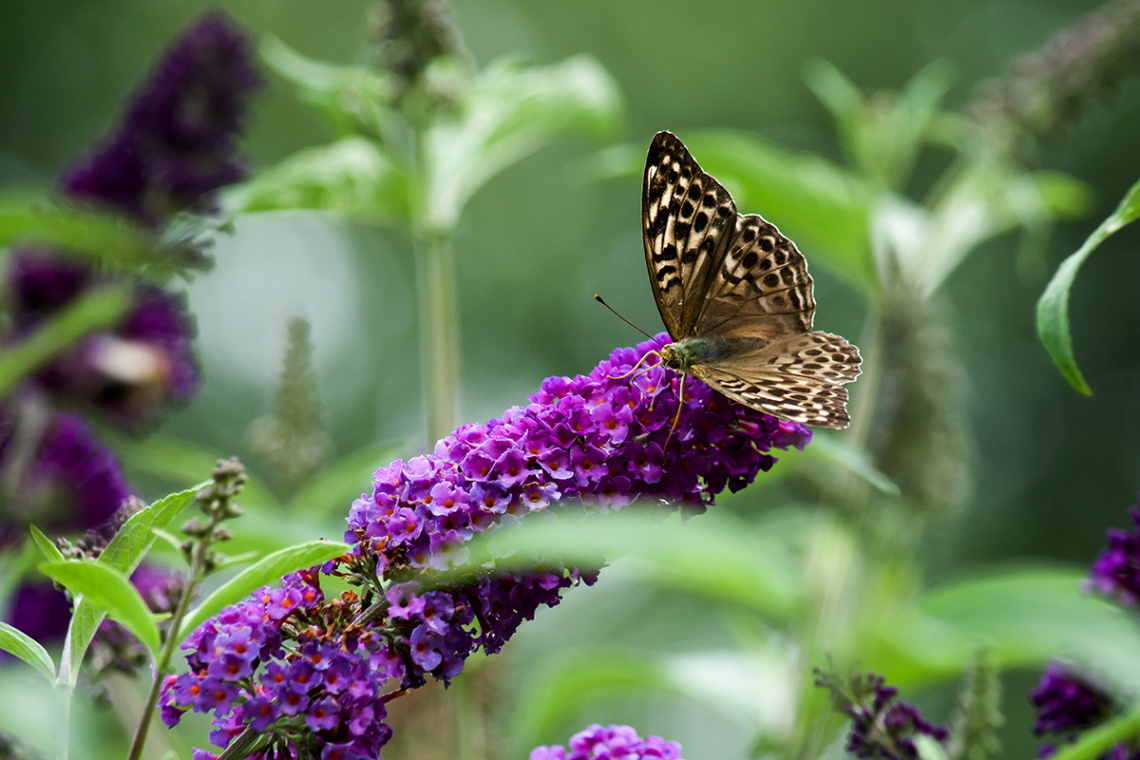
[
  {"xmin": 642, "ymin": 131, "xmax": 736, "ymax": 339},
  {"xmin": 689, "ymin": 332, "xmax": 862, "ymax": 429}
]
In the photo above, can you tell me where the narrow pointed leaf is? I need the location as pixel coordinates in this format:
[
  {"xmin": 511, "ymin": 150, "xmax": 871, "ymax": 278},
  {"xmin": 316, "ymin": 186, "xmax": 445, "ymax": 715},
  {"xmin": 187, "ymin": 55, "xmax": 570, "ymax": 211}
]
[
  {"xmin": 178, "ymin": 540, "xmax": 350, "ymax": 640},
  {"xmin": 60, "ymin": 483, "xmax": 202, "ymax": 687},
  {"xmin": 28, "ymin": 524, "xmax": 66, "ymax": 563},
  {"xmin": 0, "ymin": 621, "xmax": 56, "ymax": 682},
  {"xmin": 1037, "ymin": 177, "xmax": 1140, "ymax": 395},
  {"xmin": 41, "ymin": 561, "xmax": 161, "ymax": 658}
]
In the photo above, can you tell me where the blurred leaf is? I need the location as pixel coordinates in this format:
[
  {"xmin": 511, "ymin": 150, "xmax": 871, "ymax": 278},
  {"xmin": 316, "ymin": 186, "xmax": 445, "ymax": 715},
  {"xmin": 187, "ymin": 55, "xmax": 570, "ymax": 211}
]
[
  {"xmin": 420, "ymin": 55, "xmax": 622, "ymax": 233},
  {"xmin": 461, "ymin": 510, "xmax": 803, "ymax": 622},
  {"xmin": 41, "ymin": 561, "xmax": 161, "ymax": 658},
  {"xmin": 0, "ymin": 283, "xmax": 132, "ymax": 399},
  {"xmin": 508, "ymin": 653, "xmax": 671, "ymax": 753},
  {"xmin": 869, "ymin": 568, "xmax": 1140, "ymax": 689},
  {"xmin": 28, "ymin": 525, "xmax": 65, "ymax": 563},
  {"xmin": 225, "ymin": 138, "xmax": 411, "ymax": 223},
  {"xmin": 260, "ymin": 36, "xmax": 395, "ymax": 139},
  {"xmin": 1037, "ymin": 177, "xmax": 1140, "ymax": 395},
  {"xmin": 1047, "ymin": 707, "xmax": 1140, "ymax": 760},
  {"xmin": 801, "ymin": 433, "xmax": 900, "ymax": 495},
  {"xmin": 178, "ymin": 539, "xmax": 350, "ymax": 640},
  {"xmin": 285, "ymin": 441, "xmax": 403, "ymax": 519},
  {"xmin": 905, "ymin": 163, "xmax": 1092, "ymax": 298},
  {"xmin": 805, "ymin": 59, "xmax": 954, "ymax": 191},
  {"xmin": 0, "ymin": 192, "xmax": 163, "ymax": 269},
  {"xmin": 680, "ymin": 129, "xmax": 876, "ymax": 295},
  {"xmin": 0, "ymin": 621, "xmax": 56, "ymax": 682},
  {"xmin": 59, "ymin": 483, "xmax": 201, "ymax": 687},
  {"xmin": 112, "ymin": 435, "xmax": 280, "ymax": 513}
]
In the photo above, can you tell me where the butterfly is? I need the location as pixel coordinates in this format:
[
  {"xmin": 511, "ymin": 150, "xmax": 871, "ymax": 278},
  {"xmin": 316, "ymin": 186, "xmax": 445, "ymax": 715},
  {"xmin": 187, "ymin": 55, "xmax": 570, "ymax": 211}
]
[{"xmin": 641, "ymin": 131, "xmax": 861, "ymax": 428}]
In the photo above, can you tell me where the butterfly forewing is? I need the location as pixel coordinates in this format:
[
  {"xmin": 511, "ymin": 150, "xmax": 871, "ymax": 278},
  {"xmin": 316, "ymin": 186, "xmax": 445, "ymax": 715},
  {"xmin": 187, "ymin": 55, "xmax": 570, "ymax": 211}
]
[
  {"xmin": 695, "ymin": 214, "xmax": 816, "ymax": 342},
  {"xmin": 640, "ymin": 131, "xmax": 862, "ymax": 429},
  {"xmin": 642, "ymin": 131, "xmax": 737, "ymax": 339}
]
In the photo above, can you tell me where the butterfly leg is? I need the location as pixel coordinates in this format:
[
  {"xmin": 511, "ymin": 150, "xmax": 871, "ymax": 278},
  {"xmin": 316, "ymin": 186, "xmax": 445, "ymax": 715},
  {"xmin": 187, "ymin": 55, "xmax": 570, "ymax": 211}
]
[
  {"xmin": 604, "ymin": 350, "xmax": 661, "ymax": 382},
  {"xmin": 663, "ymin": 373, "xmax": 686, "ymax": 450}
]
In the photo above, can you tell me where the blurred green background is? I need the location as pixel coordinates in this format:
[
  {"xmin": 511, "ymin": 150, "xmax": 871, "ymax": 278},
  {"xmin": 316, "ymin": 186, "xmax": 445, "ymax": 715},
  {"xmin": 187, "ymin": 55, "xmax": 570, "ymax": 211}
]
[{"xmin": 2, "ymin": 0, "xmax": 1139, "ymax": 758}]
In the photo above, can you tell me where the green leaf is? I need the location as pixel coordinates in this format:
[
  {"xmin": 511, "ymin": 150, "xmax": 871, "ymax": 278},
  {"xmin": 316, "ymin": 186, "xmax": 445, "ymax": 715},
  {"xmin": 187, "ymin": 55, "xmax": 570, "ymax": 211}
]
[
  {"xmin": 0, "ymin": 284, "xmax": 133, "ymax": 398},
  {"xmin": 869, "ymin": 568, "xmax": 1140, "ymax": 689},
  {"xmin": 225, "ymin": 138, "xmax": 411, "ymax": 223},
  {"xmin": 0, "ymin": 621, "xmax": 56, "ymax": 682},
  {"xmin": 178, "ymin": 540, "xmax": 350, "ymax": 640},
  {"xmin": 1037, "ymin": 177, "xmax": 1140, "ymax": 395},
  {"xmin": 59, "ymin": 483, "xmax": 202, "ymax": 687},
  {"xmin": 28, "ymin": 525, "xmax": 66, "ymax": 563},
  {"xmin": 285, "ymin": 441, "xmax": 403, "ymax": 518},
  {"xmin": 801, "ymin": 433, "xmax": 900, "ymax": 495},
  {"xmin": 41, "ymin": 561, "xmax": 161, "ymax": 658},
  {"xmin": 458, "ymin": 510, "xmax": 802, "ymax": 622},
  {"xmin": 260, "ymin": 36, "xmax": 394, "ymax": 139},
  {"xmin": 1046, "ymin": 707, "xmax": 1140, "ymax": 760},
  {"xmin": 0, "ymin": 192, "xmax": 162, "ymax": 269},
  {"xmin": 679, "ymin": 129, "xmax": 876, "ymax": 296},
  {"xmin": 420, "ymin": 55, "xmax": 622, "ymax": 233}
]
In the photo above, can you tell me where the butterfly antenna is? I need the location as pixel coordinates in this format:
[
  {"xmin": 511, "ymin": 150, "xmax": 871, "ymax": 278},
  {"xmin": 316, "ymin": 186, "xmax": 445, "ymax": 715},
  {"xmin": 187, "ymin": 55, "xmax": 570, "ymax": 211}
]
[{"xmin": 594, "ymin": 295, "xmax": 661, "ymax": 344}]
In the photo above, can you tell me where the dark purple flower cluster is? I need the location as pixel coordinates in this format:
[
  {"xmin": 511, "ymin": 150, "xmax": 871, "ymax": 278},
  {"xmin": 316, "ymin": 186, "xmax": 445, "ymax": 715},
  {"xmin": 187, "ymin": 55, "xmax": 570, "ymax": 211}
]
[
  {"xmin": 344, "ymin": 335, "xmax": 809, "ymax": 681},
  {"xmin": 61, "ymin": 12, "xmax": 261, "ymax": 226},
  {"xmin": 0, "ymin": 412, "xmax": 130, "ymax": 550},
  {"xmin": 161, "ymin": 571, "xmax": 399, "ymax": 760},
  {"xmin": 530, "ymin": 723, "xmax": 684, "ymax": 760},
  {"xmin": 2, "ymin": 14, "xmax": 260, "ymax": 628},
  {"xmin": 1029, "ymin": 660, "xmax": 1135, "ymax": 759},
  {"xmin": 1031, "ymin": 661, "xmax": 1115, "ymax": 736},
  {"xmin": 1087, "ymin": 509, "xmax": 1140, "ymax": 606},
  {"xmin": 6, "ymin": 251, "xmax": 199, "ymax": 427},
  {"xmin": 817, "ymin": 670, "xmax": 949, "ymax": 760}
]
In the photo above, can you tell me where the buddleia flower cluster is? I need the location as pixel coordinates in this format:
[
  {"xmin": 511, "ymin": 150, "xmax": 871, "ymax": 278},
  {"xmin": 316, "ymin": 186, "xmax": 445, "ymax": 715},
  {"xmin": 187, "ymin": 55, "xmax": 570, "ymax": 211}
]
[
  {"xmin": 530, "ymin": 723, "xmax": 685, "ymax": 760},
  {"xmin": 815, "ymin": 668, "xmax": 950, "ymax": 760},
  {"xmin": 1, "ymin": 12, "xmax": 260, "ymax": 645},
  {"xmin": 1028, "ymin": 500, "xmax": 1140, "ymax": 758},
  {"xmin": 160, "ymin": 336, "xmax": 812, "ymax": 757}
]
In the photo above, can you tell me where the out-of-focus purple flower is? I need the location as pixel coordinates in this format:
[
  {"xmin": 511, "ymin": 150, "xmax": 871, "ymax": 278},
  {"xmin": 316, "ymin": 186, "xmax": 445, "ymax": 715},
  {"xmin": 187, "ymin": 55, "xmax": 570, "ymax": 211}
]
[
  {"xmin": 0, "ymin": 411, "xmax": 129, "ymax": 548},
  {"xmin": 1087, "ymin": 508, "xmax": 1140, "ymax": 606},
  {"xmin": 1028, "ymin": 660, "xmax": 1134, "ymax": 759},
  {"xmin": 1031, "ymin": 661, "xmax": 1115, "ymax": 736},
  {"xmin": 2, "ymin": 580, "xmax": 73, "ymax": 643},
  {"xmin": 530, "ymin": 723, "xmax": 684, "ymax": 760},
  {"xmin": 816, "ymin": 670, "xmax": 949, "ymax": 760},
  {"xmin": 61, "ymin": 12, "xmax": 261, "ymax": 226}
]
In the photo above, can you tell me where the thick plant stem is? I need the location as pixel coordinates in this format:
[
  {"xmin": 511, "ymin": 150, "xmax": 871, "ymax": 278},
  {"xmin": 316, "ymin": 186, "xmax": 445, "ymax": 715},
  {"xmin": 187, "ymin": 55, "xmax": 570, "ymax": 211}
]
[{"xmin": 416, "ymin": 233, "xmax": 461, "ymax": 445}]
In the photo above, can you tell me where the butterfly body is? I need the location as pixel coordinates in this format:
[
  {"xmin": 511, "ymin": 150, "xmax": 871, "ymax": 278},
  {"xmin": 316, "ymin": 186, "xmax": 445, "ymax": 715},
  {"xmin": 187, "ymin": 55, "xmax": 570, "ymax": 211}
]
[
  {"xmin": 641, "ymin": 131, "xmax": 862, "ymax": 429},
  {"xmin": 659, "ymin": 336, "xmax": 731, "ymax": 370}
]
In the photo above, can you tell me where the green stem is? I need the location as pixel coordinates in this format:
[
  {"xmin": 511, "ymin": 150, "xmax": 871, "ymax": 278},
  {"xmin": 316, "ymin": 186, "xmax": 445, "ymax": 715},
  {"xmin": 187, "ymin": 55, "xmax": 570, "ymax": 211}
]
[
  {"xmin": 415, "ymin": 233, "xmax": 461, "ymax": 444},
  {"xmin": 127, "ymin": 535, "xmax": 212, "ymax": 760}
]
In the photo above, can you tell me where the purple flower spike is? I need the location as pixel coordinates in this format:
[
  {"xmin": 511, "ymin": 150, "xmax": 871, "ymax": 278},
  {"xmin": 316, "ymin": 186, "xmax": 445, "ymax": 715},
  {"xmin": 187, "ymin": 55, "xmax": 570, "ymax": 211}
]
[
  {"xmin": 165, "ymin": 338, "xmax": 811, "ymax": 757},
  {"xmin": 530, "ymin": 723, "xmax": 685, "ymax": 760},
  {"xmin": 1088, "ymin": 508, "xmax": 1140, "ymax": 606},
  {"xmin": 817, "ymin": 670, "xmax": 949, "ymax": 760},
  {"xmin": 61, "ymin": 12, "xmax": 261, "ymax": 225},
  {"xmin": 0, "ymin": 412, "xmax": 129, "ymax": 548},
  {"xmin": 1031, "ymin": 661, "xmax": 1115, "ymax": 736}
]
